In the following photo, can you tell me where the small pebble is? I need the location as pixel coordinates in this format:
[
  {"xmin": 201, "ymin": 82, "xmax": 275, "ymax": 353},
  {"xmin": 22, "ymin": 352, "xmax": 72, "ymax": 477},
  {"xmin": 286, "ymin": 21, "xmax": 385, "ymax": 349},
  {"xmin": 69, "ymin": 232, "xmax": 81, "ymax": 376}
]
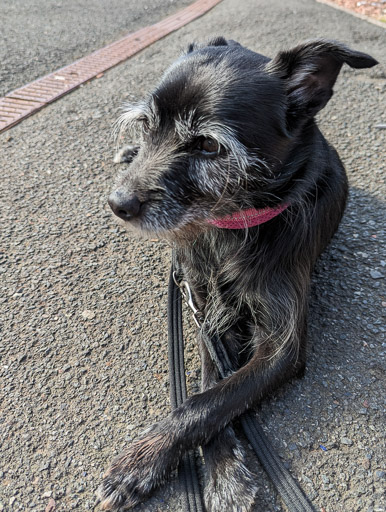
[{"xmin": 81, "ymin": 309, "xmax": 96, "ymax": 320}]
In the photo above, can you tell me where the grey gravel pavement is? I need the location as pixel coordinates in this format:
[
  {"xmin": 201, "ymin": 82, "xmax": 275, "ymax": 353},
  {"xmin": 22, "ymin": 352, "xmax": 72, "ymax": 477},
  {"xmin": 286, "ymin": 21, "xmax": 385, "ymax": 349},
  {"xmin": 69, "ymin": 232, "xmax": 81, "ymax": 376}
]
[
  {"xmin": 0, "ymin": 0, "xmax": 192, "ymax": 96},
  {"xmin": 0, "ymin": 1, "xmax": 385, "ymax": 511}
]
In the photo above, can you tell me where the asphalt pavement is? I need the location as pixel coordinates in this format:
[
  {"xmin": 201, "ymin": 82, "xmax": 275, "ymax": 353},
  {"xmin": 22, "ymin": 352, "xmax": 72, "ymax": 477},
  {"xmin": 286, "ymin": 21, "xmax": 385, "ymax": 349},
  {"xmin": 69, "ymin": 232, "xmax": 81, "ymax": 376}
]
[
  {"xmin": 0, "ymin": 0, "xmax": 192, "ymax": 96},
  {"xmin": 0, "ymin": 0, "xmax": 385, "ymax": 511}
]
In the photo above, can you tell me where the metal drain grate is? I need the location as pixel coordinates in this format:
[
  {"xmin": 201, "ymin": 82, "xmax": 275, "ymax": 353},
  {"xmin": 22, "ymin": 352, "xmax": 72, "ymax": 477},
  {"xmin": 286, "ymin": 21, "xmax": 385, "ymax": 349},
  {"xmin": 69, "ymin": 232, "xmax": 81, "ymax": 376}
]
[{"xmin": 0, "ymin": 0, "xmax": 222, "ymax": 133}]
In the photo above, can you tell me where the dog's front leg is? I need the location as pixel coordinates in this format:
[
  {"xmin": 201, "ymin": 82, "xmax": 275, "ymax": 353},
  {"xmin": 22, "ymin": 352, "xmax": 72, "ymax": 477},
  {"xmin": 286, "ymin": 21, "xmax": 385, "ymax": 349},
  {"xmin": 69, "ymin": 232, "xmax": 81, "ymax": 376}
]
[
  {"xmin": 97, "ymin": 346, "xmax": 301, "ymax": 511},
  {"xmin": 198, "ymin": 336, "xmax": 258, "ymax": 512}
]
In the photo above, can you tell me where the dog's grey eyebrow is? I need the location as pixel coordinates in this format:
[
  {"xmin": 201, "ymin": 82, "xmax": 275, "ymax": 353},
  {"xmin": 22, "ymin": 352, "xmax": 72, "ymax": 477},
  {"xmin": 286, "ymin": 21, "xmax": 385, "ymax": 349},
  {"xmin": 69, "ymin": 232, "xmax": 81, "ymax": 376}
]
[
  {"xmin": 175, "ymin": 113, "xmax": 252, "ymax": 166},
  {"xmin": 116, "ymin": 101, "xmax": 147, "ymax": 131},
  {"xmin": 174, "ymin": 109, "xmax": 200, "ymax": 140},
  {"xmin": 114, "ymin": 98, "xmax": 158, "ymax": 138},
  {"xmin": 175, "ymin": 112, "xmax": 232, "ymax": 146}
]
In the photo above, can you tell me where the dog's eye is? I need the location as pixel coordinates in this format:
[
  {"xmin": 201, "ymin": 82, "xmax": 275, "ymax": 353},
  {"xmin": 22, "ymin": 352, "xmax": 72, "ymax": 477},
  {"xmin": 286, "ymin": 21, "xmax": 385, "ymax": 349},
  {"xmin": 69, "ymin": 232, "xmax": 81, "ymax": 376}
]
[{"xmin": 196, "ymin": 137, "xmax": 220, "ymax": 155}]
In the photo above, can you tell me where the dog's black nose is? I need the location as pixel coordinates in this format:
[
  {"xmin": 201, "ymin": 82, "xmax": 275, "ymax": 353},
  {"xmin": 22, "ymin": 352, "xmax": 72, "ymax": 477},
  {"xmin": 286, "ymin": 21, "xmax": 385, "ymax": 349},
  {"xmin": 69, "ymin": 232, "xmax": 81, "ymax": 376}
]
[{"xmin": 108, "ymin": 190, "xmax": 142, "ymax": 221}]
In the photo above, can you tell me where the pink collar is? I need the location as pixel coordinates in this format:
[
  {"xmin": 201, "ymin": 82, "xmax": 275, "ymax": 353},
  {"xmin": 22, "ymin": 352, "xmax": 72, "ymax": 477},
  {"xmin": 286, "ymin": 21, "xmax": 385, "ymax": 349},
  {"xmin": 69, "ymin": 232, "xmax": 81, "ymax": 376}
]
[{"xmin": 208, "ymin": 203, "xmax": 289, "ymax": 229}]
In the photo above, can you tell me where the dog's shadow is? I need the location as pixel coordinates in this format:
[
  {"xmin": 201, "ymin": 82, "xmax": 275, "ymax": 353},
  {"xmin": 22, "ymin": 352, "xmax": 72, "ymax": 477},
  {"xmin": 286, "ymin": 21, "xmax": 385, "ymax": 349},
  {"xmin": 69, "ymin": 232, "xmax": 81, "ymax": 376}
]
[{"xmin": 308, "ymin": 185, "xmax": 383, "ymax": 383}]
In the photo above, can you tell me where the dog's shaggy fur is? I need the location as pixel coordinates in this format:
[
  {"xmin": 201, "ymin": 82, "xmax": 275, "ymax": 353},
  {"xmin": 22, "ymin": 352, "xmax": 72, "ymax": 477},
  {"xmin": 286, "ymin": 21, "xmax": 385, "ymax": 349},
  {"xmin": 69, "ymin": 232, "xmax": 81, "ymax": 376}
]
[{"xmin": 98, "ymin": 38, "xmax": 377, "ymax": 511}]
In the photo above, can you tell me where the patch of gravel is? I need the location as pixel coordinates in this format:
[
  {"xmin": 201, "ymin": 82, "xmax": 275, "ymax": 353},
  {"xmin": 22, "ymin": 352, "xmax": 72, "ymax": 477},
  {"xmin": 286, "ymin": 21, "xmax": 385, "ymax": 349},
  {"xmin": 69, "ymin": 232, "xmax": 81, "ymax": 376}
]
[
  {"xmin": 0, "ymin": 0, "xmax": 385, "ymax": 511},
  {"xmin": 0, "ymin": 0, "xmax": 192, "ymax": 96}
]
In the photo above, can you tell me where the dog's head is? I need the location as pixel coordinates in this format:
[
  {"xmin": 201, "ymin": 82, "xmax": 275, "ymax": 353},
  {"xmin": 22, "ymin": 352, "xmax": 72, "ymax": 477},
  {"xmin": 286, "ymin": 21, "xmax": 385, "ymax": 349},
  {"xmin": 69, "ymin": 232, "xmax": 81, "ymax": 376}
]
[{"xmin": 108, "ymin": 37, "xmax": 376, "ymax": 236}]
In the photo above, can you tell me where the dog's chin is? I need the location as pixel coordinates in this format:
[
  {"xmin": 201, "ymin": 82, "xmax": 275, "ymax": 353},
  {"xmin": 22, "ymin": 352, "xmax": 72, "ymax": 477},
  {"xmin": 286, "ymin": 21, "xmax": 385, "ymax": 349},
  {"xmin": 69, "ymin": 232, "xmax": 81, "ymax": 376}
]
[
  {"xmin": 166, "ymin": 220, "xmax": 212, "ymax": 245},
  {"xmin": 114, "ymin": 213, "xmax": 211, "ymax": 243}
]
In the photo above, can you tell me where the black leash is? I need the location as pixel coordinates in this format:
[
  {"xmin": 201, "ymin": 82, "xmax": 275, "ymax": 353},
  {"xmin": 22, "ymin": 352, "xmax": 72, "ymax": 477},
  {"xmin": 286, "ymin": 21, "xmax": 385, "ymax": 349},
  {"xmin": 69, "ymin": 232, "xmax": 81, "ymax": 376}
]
[
  {"xmin": 168, "ymin": 265, "xmax": 204, "ymax": 512},
  {"xmin": 169, "ymin": 257, "xmax": 317, "ymax": 512}
]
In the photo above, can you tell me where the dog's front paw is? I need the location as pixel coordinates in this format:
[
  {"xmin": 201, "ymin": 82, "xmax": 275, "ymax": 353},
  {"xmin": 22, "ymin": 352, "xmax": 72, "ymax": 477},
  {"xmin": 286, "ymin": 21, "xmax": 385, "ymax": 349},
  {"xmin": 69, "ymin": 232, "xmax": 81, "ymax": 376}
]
[
  {"xmin": 205, "ymin": 457, "xmax": 257, "ymax": 512},
  {"xmin": 97, "ymin": 428, "xmax": 178, "ymax": 510},
  {"xmin": 204, "ymin": 432, "xmax": 257, "ymax": 512}
]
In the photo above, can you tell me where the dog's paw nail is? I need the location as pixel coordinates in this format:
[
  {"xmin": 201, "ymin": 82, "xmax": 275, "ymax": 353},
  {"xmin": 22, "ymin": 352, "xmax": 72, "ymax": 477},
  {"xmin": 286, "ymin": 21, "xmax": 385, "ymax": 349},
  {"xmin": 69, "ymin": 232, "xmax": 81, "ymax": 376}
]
[
  {"xmin": 97, "ymin": 480, "xmax": 126, "ymax": 510},
  {"xmin": 98, "ymin": 490, "xmax": 141, "ymax": 511},
  {"xmin": 92, "ymin": 498, "xmax": 101, "ymax": 511}
]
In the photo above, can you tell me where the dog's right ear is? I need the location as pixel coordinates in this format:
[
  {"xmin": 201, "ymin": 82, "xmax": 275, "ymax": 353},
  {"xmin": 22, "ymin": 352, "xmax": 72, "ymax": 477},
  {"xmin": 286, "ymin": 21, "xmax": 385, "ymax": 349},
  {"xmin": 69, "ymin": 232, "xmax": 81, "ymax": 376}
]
[{"xmin": 266, "ymin": 39, "xmax": 378, "ymax": 123}]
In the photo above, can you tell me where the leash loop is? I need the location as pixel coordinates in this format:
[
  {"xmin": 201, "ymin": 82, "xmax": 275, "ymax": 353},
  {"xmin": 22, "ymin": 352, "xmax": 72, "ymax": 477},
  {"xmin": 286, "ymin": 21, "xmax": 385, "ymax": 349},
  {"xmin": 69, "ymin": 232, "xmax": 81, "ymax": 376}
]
[{"xmin": 173, "ymin": 271, "xmax": 203, "ymax": 328}]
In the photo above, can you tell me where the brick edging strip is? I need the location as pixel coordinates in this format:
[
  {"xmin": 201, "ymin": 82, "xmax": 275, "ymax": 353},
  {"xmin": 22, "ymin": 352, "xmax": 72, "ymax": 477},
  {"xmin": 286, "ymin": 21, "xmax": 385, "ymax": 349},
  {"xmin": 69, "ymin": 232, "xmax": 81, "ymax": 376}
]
[{"xmin": 0, "ymin": 0, "xmax": 222, "ymax": 134}]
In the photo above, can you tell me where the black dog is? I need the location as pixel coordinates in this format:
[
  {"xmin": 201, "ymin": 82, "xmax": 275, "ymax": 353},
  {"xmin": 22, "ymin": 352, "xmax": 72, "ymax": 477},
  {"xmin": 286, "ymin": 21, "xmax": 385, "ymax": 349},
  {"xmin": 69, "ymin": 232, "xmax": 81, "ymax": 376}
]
[{"xmin": 98, "ymin": 38, "xmax": 377, "ymax": 511}]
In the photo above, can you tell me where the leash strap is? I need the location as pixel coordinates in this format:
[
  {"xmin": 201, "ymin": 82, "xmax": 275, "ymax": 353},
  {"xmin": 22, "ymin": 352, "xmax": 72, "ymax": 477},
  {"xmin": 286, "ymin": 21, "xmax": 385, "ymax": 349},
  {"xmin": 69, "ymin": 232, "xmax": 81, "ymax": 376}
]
[
  {"xmin": 169, "ymin": 256, "xmax": 317, "ymax": 512},
  {"xmin": 168, "ymin": 263, "xmax": 204, "ymax": 512}
]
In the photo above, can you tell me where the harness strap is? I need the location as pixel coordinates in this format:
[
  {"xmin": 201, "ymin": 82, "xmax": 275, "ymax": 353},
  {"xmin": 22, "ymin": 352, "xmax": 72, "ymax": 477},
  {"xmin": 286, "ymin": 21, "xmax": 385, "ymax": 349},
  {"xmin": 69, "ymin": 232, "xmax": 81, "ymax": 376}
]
[{"xmin": 169, "ymin": 256, "xmax": 317, "ymax": 512}]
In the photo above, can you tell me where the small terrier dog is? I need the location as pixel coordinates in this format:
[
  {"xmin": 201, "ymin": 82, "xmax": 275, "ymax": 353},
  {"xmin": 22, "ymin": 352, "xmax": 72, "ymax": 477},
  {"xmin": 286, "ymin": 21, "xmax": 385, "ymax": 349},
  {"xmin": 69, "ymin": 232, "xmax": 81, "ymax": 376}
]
[{"xmin": 98, "ymin": 37, "xmax": 377, "ymax": 511}]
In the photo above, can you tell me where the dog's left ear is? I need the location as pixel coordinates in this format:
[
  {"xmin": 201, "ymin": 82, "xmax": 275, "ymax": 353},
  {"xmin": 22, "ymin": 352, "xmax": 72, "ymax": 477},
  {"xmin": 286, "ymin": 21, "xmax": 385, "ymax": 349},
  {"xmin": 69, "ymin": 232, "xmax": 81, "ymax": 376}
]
[{"xmin": 266, "ymin": 39, "xmax": 378, "ymax": 121}]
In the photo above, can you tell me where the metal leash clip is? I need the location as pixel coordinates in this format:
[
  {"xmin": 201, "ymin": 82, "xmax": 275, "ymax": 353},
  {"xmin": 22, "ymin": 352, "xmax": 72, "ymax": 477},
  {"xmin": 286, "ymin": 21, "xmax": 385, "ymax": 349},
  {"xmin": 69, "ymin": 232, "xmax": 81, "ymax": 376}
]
[{"xmin": 173, "ymin": 272, "xmax": 203, "ymax": 328}]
